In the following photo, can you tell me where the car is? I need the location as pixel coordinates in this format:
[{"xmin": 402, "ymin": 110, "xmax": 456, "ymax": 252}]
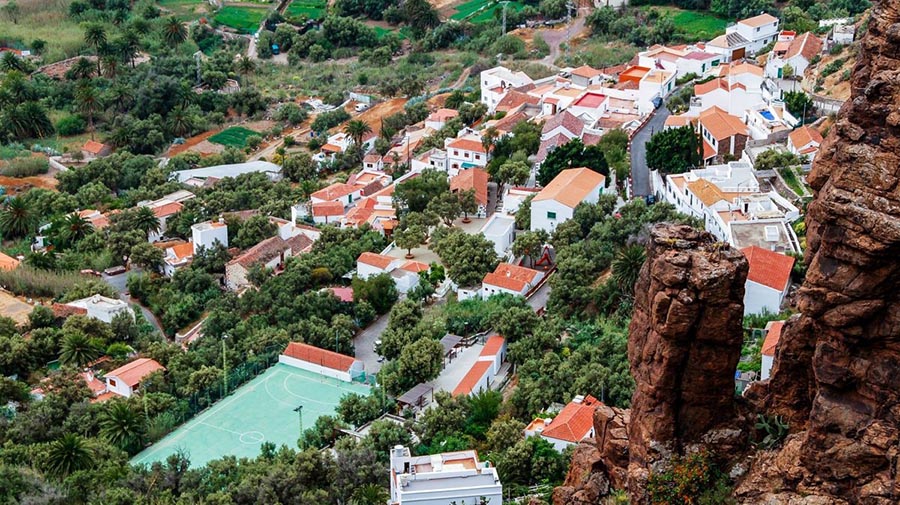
[
  {"xmin": 103, "ymin": 265, "xmax": 127, "ymax": 276},
  {"xmin": 652, "ymin": 96, "xmax": 663, "ymax": 109},
  {"xmin": 80, "ymin": 269, "xmax": 101, "ymax": 277},
  {"xmin": 354, "ymin": 103, "xmax": 369, "ymax": 113}
]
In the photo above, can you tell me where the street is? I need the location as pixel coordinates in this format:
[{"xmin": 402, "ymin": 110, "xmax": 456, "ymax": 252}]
[
  {"xmin": 102, "ymin": 271, "xmax": 166, "ymax": 336},
  {"xmin": 630, "ymin": 106, "xmax": 671, "ymax": 197},
  {"xmin": 352, "ymin": 312, "xmax": 389, "ymax": 374}
]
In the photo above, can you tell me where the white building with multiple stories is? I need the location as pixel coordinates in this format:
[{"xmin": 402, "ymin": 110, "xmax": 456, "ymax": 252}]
[
  {"xmin": 480, "ymin": 66, "xmax": 534, "ymax": 113},
  {"xmin": 390, "ymin": 446, "xmax": 503, "ymax": 505}
]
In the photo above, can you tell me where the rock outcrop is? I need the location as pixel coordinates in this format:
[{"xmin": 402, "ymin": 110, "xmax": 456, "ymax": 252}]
[{"xmin": 738, "ymin": 1, "xmax": 900, "ymax": 502}]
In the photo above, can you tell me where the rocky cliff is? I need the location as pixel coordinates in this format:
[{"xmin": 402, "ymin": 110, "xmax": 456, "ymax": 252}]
[{"xmin": 555, "ymin": 2, "xmax": 900, "ymax": 502}]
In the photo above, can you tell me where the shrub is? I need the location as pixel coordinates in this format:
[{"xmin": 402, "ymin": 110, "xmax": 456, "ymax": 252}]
[
  {"xmin": 753, "ymin": 414, "xmax": 789, "ymax": 449},
  {"xmin": 1, "ymin": 157, "xmax": 50, "ymax": 177},
  {"xmin": 56, "ymin": 115, "xmax": 87, "ymax": 136},
  {"xmin": 0, "ymin": 266, "xmax": 101, "ymax": 299},
  {"xmin": 246, "ymin": 135, "xmax": 263, "ymax": 149},
  {"xmin": 647, "ymin": 452, "xmax": 735, "ymax": 505}
]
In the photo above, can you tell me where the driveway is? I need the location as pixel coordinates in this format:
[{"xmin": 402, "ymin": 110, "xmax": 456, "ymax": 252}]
[
  {"xmin": 630, "ymin": 106, "xmax": 671, "ymax": 197},
  {"xmin": 102, "ymin": 271, "xmax": 165, "ymax": 336},
  {"xmin": 353, "ymin": 312, "xmax": 389, "ymax": 373},
  {"xmin": 527, "ymin": 280, "xmax": 552, "ymax": 312}
]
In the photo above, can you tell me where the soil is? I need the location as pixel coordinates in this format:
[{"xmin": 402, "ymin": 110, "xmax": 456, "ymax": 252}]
[
  {"xmin": 166, "ymin": 130, "xmax": 219, "ymax": 157},
  {"xmin": 0, "ymin": 175, "xmax": 59, "ymax": 195},
  {"xmin": 0, "ymin": 290, "xmax": 35, "ymax": 326},
  {"xmin": 354, "ymin": 98, "xmax": 409, "ymax": 131}
]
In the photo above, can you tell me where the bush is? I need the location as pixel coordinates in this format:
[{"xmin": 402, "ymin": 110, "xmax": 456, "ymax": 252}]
[
  {"xmin": 2, "ymin": 157, "xmax": 50, "ymax": 177},
  {"xmin": 0, "ymin": 266, "xmax": 98, "ymax": 299},
  {"xmin": 647, "ymin": 452, "xmax": 734, "ymax": 505},
  {"xmin": 56, "ymin": 115, "xmax": 87, "ymax": 136}
]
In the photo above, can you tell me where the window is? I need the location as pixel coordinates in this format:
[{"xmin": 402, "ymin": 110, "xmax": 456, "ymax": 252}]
[
  {"xmin": 547, "ymin": 211, "xmax": 557, "ymax": 220},
  {"xmin": 109, "ymin": 378, "xmax": 117, "ymax": 387},
  {"xmin": 475, "ymin": 155, "xmax": 481, "ymax": 160},
  {"xmin": 453, "ymin": 150, "xmax": 459, "ymax": 156}
]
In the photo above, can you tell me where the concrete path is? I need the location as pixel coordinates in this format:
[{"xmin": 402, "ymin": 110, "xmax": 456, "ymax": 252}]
[
  {"xmin": 102, "ymin": 271, "xmax": 165, "ymax": 336},
  {"xmin": 629, "ymin": 106, "xmax": 671, "ymax": 197},
  {"xmin": 353, "ymin": 312, "xmax": 389, "ymax": 373}
]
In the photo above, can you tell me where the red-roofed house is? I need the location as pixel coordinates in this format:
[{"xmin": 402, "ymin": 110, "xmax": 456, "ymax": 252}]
[
  {"xmin": 450, "ymin": 168, "xmax": 489, "ymax": 218},
  {"xmin": 697, "ymin": 106, "xmax": 749, "ymax": 164},
  {"xmin": 478, "ymin": 335, "xmax": 507, "ymax": 375},
  {"xmin": 525, "ymin": 395, "xmax": 601, "ymax": 451},
  {"xmin": 311, "ymin": 201, "xmax": 345, "ymax": 224},
  {"xmin": 452, "ymin": 360, "xmax": 494, "ymax": 396},
  {"xmin": 531, "ymin": 168, "xmax": 606, "ymax": 233},
  {"xmin": 105, "ymin": 358, "xmax": 165, "ymax": 398},
  {"xmin": 761, "ymin": 320, "xmax": 785, "ymax": 380},
  {"xmin": 311, "ymin": 182, "xmax": 362, "ymax": 207},
  {"xmin": 356, "ymin": 252, "xmax": 402, "ymax": 279},
  {"xmin": 787, "ymin": 125, "xmax": 824, "ymax": 160},
  {"xmin": 0, "ymin": 251, "xmax": 20, "ymax": 271},
  {"xmin": 140, "ymin": 198, "xmax": 184, "ymax": 242},
  {"xmin": 163, "ymin": 242, "xmax": 194, "ymax": 276},
  {"xmin": 225, "ymin": 234, "xmax": 314, "ymax": 290},
  {"xmin": 280, "ymin": 342, "xmax": 364, "ymax": 382},
  {"xmin": 425, "ymin": 108, "xmax": 460, "ymax": 130},
  {"xmin": 81, "ymin": 140, "xmax": 112, "ymax": 159},
  {"xmin": 481, "ymin": 263, "xmax": 544, "ymax": 298},
  {"xmin": 445, "ymin": 136, "xmax": 488, "ymax": 172},
  {"xmin": 765, "ymin": 32, "xmax": 822, "ymax": 78},
  {"xmin": 742, "ymin": 246, "xmax": 795, "ymax": 315}
]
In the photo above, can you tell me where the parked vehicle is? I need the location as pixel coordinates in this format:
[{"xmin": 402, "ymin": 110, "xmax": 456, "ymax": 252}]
[{"xmin": 103, "ymin": 265, "xmax": 126, "ymax": 276}]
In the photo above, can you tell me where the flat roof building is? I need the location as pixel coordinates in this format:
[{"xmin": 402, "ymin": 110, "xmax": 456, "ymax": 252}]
[{"xmin": 389, "ymin": 446, "xmax": 502, "ymax": 505}]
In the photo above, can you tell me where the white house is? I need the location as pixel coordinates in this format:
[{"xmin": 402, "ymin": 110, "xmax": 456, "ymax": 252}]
[
  {"xmin": 677, "ymin": 50, "xmax": 722, "ymax": 77},
  {"xmin": 787, "ymin": 125, "xmax": 825, "ymax": 160},
  {"xmin": 104, "ymin": 358, "xmax": 165, "ymax": 398},
  {"xmin": 173, "ymin": 160, "xmax": 282, "ymax": 183},
  {"xmin": 310, "ymin": 182, "xmax": 362, "ymax": 208},
  {"xmin": 389, "ymin": 446, "xmax": 503, "ymax": 505},
  {"xmin": 425, "ymin": 108, "xmax": 460, "ymax": 130},
  {"xmin": 139, "ymin": 198, "xmax": 183, "ymax": 243},
  {"xmin": 760, "ymin": 320, "xmax": 785, "ymax": 380},
  {"xmin": 162, "ymin": 242, "xmax": 194, "ymax": 277},
  {"xmin": 480, "ymin": 214, "xmax": 516, "ymax": 256},
  {"xmin": 481, "ymin": 263, "xmax": 544, "ymax": 299},
  {"xmin": 525, "ymin": 395, "xmax": 601, "ymax": 452},
  {"xmin": 411, "ymin": 148, "xmax": 448, "ymax": 173},
  {"xmin": 728, "ymin": 13, "xmax": 780, "ymax": 55},
  {"xmin": 391, "ymin": 265, "xmax": 422, "ymax": 294},
  {"xmin": 501, "ymin": 186, "xmax": 540, "ymax": 215},
  {"xmin": 279, "ymin": 342, "xmax": 364, "ymax": 383},
  {"xmin": 478, "ymin": 335, "xmax": 507, "ymax": 376},
  {"xmin": 191, "ymin": 220, "xmax": 228, "ymax": 254},
  {"xmin": 765, "ymin": 32, "xmax": 823, "ymax": 79},
  {"xmin": 531, "ymin": 168, "xmax": 606, "ymax": 233},
  {"xmin": 481, "ymin": 66, "xmax": 534, "ymax": 113},
  {"xmin": 356, "ymin": 252, "xmax": 403, "ymax": 280},
  {"xmin": 62, "ymin": 295, "xmax": 134, "ymax": 323},
  {"xmin": 706, "ymin": 32, "xmax": 751, "ymax": 63},
  {"xmin": 453, "ymin": 360, "xmax": 494, "ymax": 397},
  {"xmin": 224, "ymin": 234, "xmax": 314, "ymax": 291},
  {"xmin": 445, "ymin": 137, "xmax": 488, "ymax": 172},
  {"xmin": 742, "ymin": 245, "xmax": 795, "ymax": 316}
]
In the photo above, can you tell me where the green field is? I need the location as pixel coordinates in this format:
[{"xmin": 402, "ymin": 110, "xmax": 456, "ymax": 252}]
[
  {"xmin": 209, "ymin": 126, "xmax": 260, "ymax": 148},
  {"xmin": 451, "ymin": 0, "xmax": 525, "ymax": 22},
  {"xmin": 373, "ymin": 25, "xmax": 411, "ymax": 40},
  {"xmin": 285, "ymin": 0, "xmax": 327, "ymax": 19},
  {"xmin": 158, "ymin": 0, "xmax": 209, "ymax": 21},
  {"xmin": 213, "ymin": 5, "xmax": 269, "ymax": 34},
  {"xmin": 650, "ymin": 7, "xmax": 729, "ymax": 41}
]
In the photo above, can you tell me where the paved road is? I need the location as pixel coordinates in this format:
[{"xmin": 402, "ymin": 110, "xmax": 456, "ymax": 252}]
[
  {"xmin": 536, "ymin": 8, "xmax": 590, "ymax": 68},
  {"xmin": 102, "ymin": 271, "xmax": 165, "ymax": 336},
  {"xmin": 353, "ymin": 312, "xmax": 389, "ymax": 373},
  {"xmin": 527, "ymin": 279, "xmax": 551, "ymax": 312},
  {"xmin": 630, "ymin": 106, "xmax": 671, "ymax": 197}
]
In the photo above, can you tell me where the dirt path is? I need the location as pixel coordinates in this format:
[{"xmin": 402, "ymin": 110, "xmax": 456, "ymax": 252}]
[{"xmin": 532, "ymin": 8, "xmax": 591, "ymax": 68}]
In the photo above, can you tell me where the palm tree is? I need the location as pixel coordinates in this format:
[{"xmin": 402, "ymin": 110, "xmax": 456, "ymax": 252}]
[
  {"xmin": 83, "ymin": 23, "xmax": 107, "ymax": 75},
  {"xmin": 161, "ymin": 17, "xmax": 188, "ymax": 48},
  {"xmin": 61, "ymin": 213, "xmax": 92, "ymax": 244},
  {"xmin": 46, "ymin": 433, "xmax": 93, "ymax": 478},
  {"xmin": 612, "ymin": 244, "xmax": 647, "ymax": 296},
  {"xmin": 345, "ymin": 120, "xmax": 372, "ymax": 148},
  {"xmin": 60, "ymin": 331, "xmax": 102, "ymax": 366},
  {"xmin": 100, "ymin": 401, "xmax": 145, "ymax": 453},
  {"xmin": 76, "ymin": 81, "xmax": 100, "ymax": 140},
  {"xmin": 168, "ymin": 107, "xmax": 193, "ymax": 137},
  {"xmin": 235, "ymin": 55, "xmax": 255, "ymax": 87},
  {"xmin": 350, "ymin": 484, "xmax": 389, "ymax": 505},
  {"xmin": 133, "ymin": 206, "xmax": 161, "ymax": 236},
  {"xmin": 120, "ymin": 30, "xmax": 141, "ymax": 68},
  {"xmin": 481, "ymin": 126, "xmax": 498, "ymax": 155},
  {"xmin": 0, "ymin": 52, "xmax": 26, "ymax": 72},
  {"xmin": 107, "ymin": 83, "xmax": 134, "ymax": 113},
  {"xmin": 0, "ymin": 197, "xmax": 36, "ymax": 238},
  {"xmin": 68, "ymin": 57, "xmax": 95, "ymax": 81}
]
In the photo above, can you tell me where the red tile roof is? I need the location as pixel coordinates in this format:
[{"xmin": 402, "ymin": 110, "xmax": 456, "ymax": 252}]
[
  {"xmin": 533, "ymin": 167, "xmax": 606, "ymax": 208},
  {"xmin": 450, "ymin": 168, "xmax": 489, "ymax": 205},
  {"xmin": 286, "ymin": 234, "xmax": 314, "ymax": 254},
  {"xmin": 167, "ymin": 242, "xmax": 194, "ymax": 261},
  {"xmin": 699, "ymin": 106, "xmax": 748, "ymax": 141},
  {"xmin": 739, "ymin": 13, "xmax": 778, "ymax": 28},
  {"xmin": 106, "ymin": 358, "xmax": 165, "ymax": 388},
  {"xmin": 0, "ymin": 251, "xmax": 20, "ymax": 271},
  {"xmin": 228, "ymin": 236, "xmax": 287, "ymax": 268},
  {"xmin": 283, "ymin": 342, "xmax": 357, "ymax": 372},
  {"xmin": 401, "ymin": 260, "xmax": 429, "ymax": 273},
  {"xmin": 452, "ymin": 361, "xmax": 493, "ymax": 396},
  {"xmin": 789, "ymin": 126, "xmax": 824, "ymax": 150},
  {"xmin": 311, "ymin": 183, "xmax": 356, "ymax": 202},
  {"xmin": 761, "ymin": 321, "xmax": 785, "ymax": 357},
  {"xmin": 151, "ymin": 201, "xmax": 183, "ymax": 218},
  {"xmin": 312, "ymin": 201, "xmax": 345, "ymax": 217},
  {"xmin": 496, "ymin": 90, "xmax": 540, "ymax": 112},
  {"xmin": 541, "ymin": 395, "xmax": 601, "ymax": 443},
  {"xmin": 357, "ymin": 251, "xmax": 395, "ymax": 270},
  {"xmin": 571, "ymin": 65, "xmax": 603, "ymax": 78},
  {"xmin": 52, "ymin": 303, "xmax": 88, "ymax": 318},
  {"xmin": 541, "ymin": 110, "xmax": 584, "ymax": 138},
  {"xmin": 447, "ymin": 138, "xmax": 487, "ymax": 153},
  {"xmin": 785, "ymin": 32, "xmax": 822, "ymax": 62},
  {"xmin": 427, "ymin": 108, "xmax": 459, "ymax": 122},
  {"xmin": 742, "ymin": 246, "xmax": 795, "ymax": 292},
  {"xmin": 480, "ymin": 335, "xmax": 505, "ymax": 357},
  {"xmin": 82, "ymin": 140, "xmax": 109, "ymax": 155},
  {"xmin": 482, "ymin": 263, "xmax": 541, "ymax": 293}
]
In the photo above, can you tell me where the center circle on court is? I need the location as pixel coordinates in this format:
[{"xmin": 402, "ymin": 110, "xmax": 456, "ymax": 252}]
[{"xmin": 239, "ymin": 431, "xmax": 265, "ymax": 444}]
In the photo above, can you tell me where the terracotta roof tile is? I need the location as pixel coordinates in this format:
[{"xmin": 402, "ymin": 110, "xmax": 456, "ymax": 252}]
[
  {"xmin": 312, "ymin": 201, "xmax": 345, "ymax": 217},
  {"xmin": 761, "ymin": 320, "xmax": 785, "ymax": 357},
  {"xmin": 739, "ymin": 13, "xmax": 778, "ymax": 28},
  {"xmin": 571, "ymin": 65, "xmax": 602, "ymax": 78},
  {"xmin": 447, "ymin": 138, "xmax": 487, "ymax": 153},
  {"xmin": 789, "ymin": 126, "xmax": 824, "ymax": 150},
  {"xmin": 533, "ymin": 167, "xmax": 605, "ymax": 208},
  {"xmin": 228, "ymin": 235, "xmax": 287, "ymax": 268},
  {"xmin": 283, "ymin": 342, "xmax": 358, "ymax": 372},
  {"xmin": 699, "ymin": 106, "xmax": 748, "ymax": 140},
  {"xmin": 311, "ymin": 183, "xmax": 356, "ymax": 202},
  {"xmin": 168, "ymin": 242, "xmax": 194, "ymax": 261},
  {"xmin": 541, "ymin": 395, "xmax": 601, "ymax": 442},
  {"xmin": 401, "ymin": 260, "xmax": 429, "ymax": 273},
  {"xmin": 450, "ymin": 168, "xmax": 489, "ymax": 205},
  {"xmin": 357, "ymin": 252, "xmax": 395, "ymax": 270},
  {"xmin": 480, "ymin": 335, "xmax": 505, "ymax": 357},
  {"xmin": 541, "ymin": 111, "xmax": 584, "ymax": 138},
  {"xmin": 452, "ymin": 361, "xmax": 493, "ymax": 396},
  {"xmin": 82, "ymin": 140, "xmax": 109, "ymax": 155},
  {"xmin": 496, "ymin": 90, "xmax": 540, "ymax": 112},
  {"xmin": 482, "ymin": 264, "xmax": 541, "ymax": 292},
  {"xmin": 106, "ymin": 358, "xmax": 165, "ymax": 388},
  {"xmin": 742, "ymin": 246, "xmax": 795, "ymax": 291},
  {"xmin": 151, "ymin": 201, "xmax": 183, "ymax": 218},
  {"xmin": 0, "ymin": 251, "xmax": 20, "ymax": 271},
  {"xmin": 785, "ymin": 32, "xmax": 822, "ymax": 61}
]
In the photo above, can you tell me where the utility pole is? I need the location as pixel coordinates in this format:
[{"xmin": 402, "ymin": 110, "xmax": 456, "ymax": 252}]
[
  {"xmin": 564, "ymin": 2, "xmax": 575, "ymax": 64},
  {"xmin": 294, "ymin": 405, "xmax": 304, "ymax": 449},
  {"xmin": 501, "ymin": 1, "xmax": 510, "ymax": 35},
  {"xmin": 222, "ymin": 335, "xmax": 228, "ymax": 397}
]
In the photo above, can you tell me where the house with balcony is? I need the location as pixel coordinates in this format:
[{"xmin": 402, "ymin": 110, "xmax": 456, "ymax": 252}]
[
  {"xmin": 445, "ymin": 136, "xmax": 488, "ymax": 174},
  {"xmin": 728, "ymin": 13, "xmax": 780, "ymax": 55},
  {"xmin": 389, "ymin": 446, "xmax": 502, "ymax": 505},
  {"xmin": 481, "ymin": 66, "xmax": 534, "ymax": 113}
]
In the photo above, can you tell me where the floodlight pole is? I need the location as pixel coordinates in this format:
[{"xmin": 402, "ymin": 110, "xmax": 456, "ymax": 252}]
[
  {"xmin": 222, "ymin": 334, "xmax": 229, "ymax": 396},
  {"xmin": 294, "ymin": 405, "xmax": 304, "ymax": 450}
]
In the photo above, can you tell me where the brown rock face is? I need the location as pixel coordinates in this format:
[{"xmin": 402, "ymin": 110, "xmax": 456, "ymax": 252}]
[
  {"xmin": 743, "ymin": 1, "xmax": 900, "ymax": 502},
  {"xmin": 625, "ymin": 224, "xmax": 748, "ymax": 500}
]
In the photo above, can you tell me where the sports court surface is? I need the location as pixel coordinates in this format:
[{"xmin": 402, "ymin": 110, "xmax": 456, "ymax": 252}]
[{"xmin": 131, "ymin": 363, "xmax": 370, "ymax": 467}]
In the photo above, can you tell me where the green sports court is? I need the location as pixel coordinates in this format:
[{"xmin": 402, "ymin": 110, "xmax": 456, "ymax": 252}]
[{"xmin": 131, "ymin": 363, "xmax": 370, "ymax": 468}]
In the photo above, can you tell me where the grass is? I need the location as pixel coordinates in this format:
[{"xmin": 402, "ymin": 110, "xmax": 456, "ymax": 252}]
[
  {"xmin": 209, "ymin": 126, "xmax": 260, "ymax": 148},
  {"xmin": 778, "ymin": 167, "xmax": 806, "ymax": 196},
  {"xmin": 285, "ymin": 0, "xmax": 327, "ymax": 20},
  {"xmin": 450, "ymin": 0, "xmax": 525, "ymax": 23},
  {"xmin": 373, "ymin": 25, "xmax": 410, "ymax": 40},
  {"xmin": 648, "ymin": 6, "xmax": 729, "ymax": 41},
  {"xmin": 213, "ymin": 5, "xmax": 269, "ymax": 34},
  {"xmin": 158, "ymin": 0, "xmax": 211, "ymax": 21},
  {"xmin": 0, "ymin": 0, "xmax": 87, "ymax": 63}
]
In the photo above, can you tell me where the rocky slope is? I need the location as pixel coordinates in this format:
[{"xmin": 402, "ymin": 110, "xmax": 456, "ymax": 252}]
[{"xmin": 554, "ymin": 2, "xmax": 900, "ymax": 502}]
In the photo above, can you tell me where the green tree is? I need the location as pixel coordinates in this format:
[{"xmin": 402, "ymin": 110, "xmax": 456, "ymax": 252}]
[
  {"xmin": 515, "ymin": 194, "xmax": 534, "ymax": 230},
  {"xmin": 133, "ymin": 206, "xmax": 161, "ymax": 236},
  {"xmin": 645, "ymin": 126, "xmax": 702, "ymax": 174},
  {"xmin": 0, "ymin": 197, "xmax": 36, "ymax": 238},
  {"xmin": 59, "ymin": 213, "xmax": 92, "ymax": 245},
  {"xmin": 350, "ymin": 484, "xmax": 390, "ymax": 505},
  {"xmin": 100, "ymin": 401, "xmax": 146, "ymax": 453},
  {"xmin": 394, "ymin": 223, "xmax": 426, "ymax": 259},
  {"xmin": 459, "ymin": 188, "xmax": 479, "ymax": 223},
  {"xmin": 82, "ymin": 23, "xmax": 107, "ymax": 75},
  {"xmin": 235, "ymin": 55, "xmax": 255, "ymax": 87},
  {"xmin": 60, "ymin": 331, "xmax": 103, "ymax": 366},
  {"xmin": 397, "ymin": 337, "xmax": 443, "ymax": 387},
  {"xmin": 425, "ymin": 191, "xmax": 462, "ymax": 226},
  {"xmin": 432, "ymin": 228, "xmax": 498, "ymax": 288},
  {"xmin": 537, "ymin": 138, "xmax": 609, "ymax": 186},
  {"xmin": 45, "ymin": 433, "xmax": 93, "ymax": 478},
  {"xmin": 233, "ymin": 214, "xmax": 277, "ymax": 249},
  {"xmin": 394, "ymin": 169, "xmax": 449, "ymax": 213},
  {"xmin": 352, "ymin": 273, "xmax": 399, "ymax": 314},
  {"xmin": 485, "ymin": 415, "xmax": 525, "ymax": 453},
  {"xmin": 611, "ymin": 244, "xmax": 646, "ymax": 296},
  {"xmin": 784, "ymin": 90, "xmax": 813, "ymax": 120},
  {"xmin": 511, "ymin": 230, "xmax": 544, "ymax": 267},
  {"xmin": 496, "ymin": 158, "xmax": 530, "ymax": 196},
  {"xmin": 161, "ymin": 17, "xmax": 188, "ymax": 47},
  {"xmin": 75, "ymin": 81, "xmax": 100, "ymax": 141},
  {"xmin": 130, "ymin": 242, "xmax": 164, "ymax": 272},
  {"xmin": 345, "ymin": 120, "xmax": 372, "ymax": 149}
]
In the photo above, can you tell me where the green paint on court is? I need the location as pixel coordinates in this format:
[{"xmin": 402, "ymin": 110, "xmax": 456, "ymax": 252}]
[{"xmin": 131, "ymin": 363, "xmax": 370, "ymax": 468}]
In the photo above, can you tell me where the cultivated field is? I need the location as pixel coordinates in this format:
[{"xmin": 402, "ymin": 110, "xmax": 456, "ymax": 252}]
[
  {"xmin": 450, "ymin": 0, "xmax": 525, "ymax": 23},
  {"xmin": 213, "ymin": 5, "xmax": 269, "ymax": 33},
  {"xmin": 158, "ymin": 0, "xmax": 211, "ymax": 21},
  {"xmin": 284, "ymin": 0, "xmax": 327, "ymax": 19},
  {"xmin": 650, "ymin": 6, "xmax": 729, "ymax": 41},
  {"xmin": 208, "ymin": 126, "xmax": 260, "ymax": 148}
]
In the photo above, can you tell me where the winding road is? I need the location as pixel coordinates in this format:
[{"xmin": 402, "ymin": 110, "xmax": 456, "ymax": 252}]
[{"xmin": 629, "ymin": 106, "xmax": 671, "ymax": 197}]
